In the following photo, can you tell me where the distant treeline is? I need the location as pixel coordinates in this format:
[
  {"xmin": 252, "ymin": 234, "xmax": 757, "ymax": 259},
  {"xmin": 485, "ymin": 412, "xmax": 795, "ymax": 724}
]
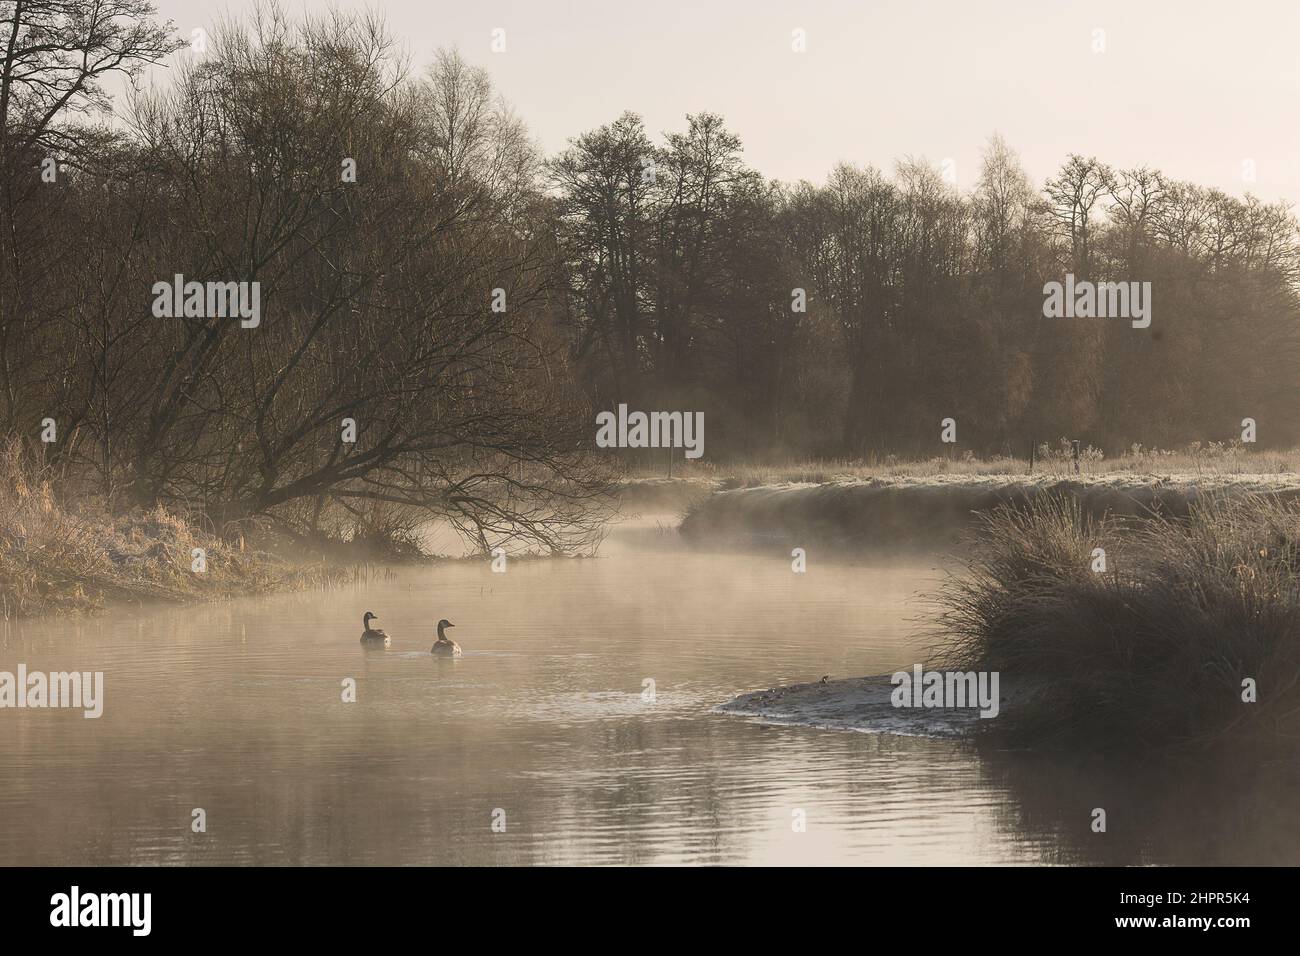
[
  {"xmin": 555, "ymin": 120, "xmax": 1300, "ymax": 458},
  {"xmin": 1, "ymin": 2, "xmax": 1297, "ymax": 535}
]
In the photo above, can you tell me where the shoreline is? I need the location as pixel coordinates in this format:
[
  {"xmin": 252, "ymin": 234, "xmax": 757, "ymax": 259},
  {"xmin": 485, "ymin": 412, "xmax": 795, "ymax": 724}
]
[
  {"xmin": 678, "ymin": 472, "xmax": 1300, "ymax": 550},
  {"xmin": 717, "ymin": 674, "xmax": 1042, "ymax": 739},
  {"xmin": 0, "ymin": 503, "xmax": 441, "ymax": 620},
  {"xmin": 15, "ymin": 467, "xmax": 1300, "ymax": 621}
]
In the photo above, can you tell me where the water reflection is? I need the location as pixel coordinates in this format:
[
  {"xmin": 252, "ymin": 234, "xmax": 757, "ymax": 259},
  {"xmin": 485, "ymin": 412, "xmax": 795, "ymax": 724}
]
[
  {"xmin": 0, "ymin": 519, "xmax": 1294, "ymax": 865},
  {"xmin": 975, "ymin": 744, "xmax": 1300, "ymax": 865}
]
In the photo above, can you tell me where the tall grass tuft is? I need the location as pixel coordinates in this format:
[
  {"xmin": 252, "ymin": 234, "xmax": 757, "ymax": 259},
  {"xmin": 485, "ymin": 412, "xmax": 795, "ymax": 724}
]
[
  {"xmin": 0, "ymin": 440, "xmax": 342, "ymax": 617},
  {"xmin": 935, "ymin": 493, "xmax": 1300, "ymax": 748}
]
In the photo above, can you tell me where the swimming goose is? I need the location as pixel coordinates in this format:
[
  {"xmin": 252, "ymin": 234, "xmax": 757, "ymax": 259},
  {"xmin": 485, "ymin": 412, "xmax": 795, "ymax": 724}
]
[
  {"xmin": 430, "ymin": 619, "xmax": 462, "ymax": 657},
  {"xmin": 360, "ymin": 611, "xmax": 391, "ymax": 648}
]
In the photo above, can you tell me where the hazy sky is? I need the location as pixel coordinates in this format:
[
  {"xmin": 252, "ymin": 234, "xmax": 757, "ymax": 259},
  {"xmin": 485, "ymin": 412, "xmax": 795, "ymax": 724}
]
[{"xmin": 150, "ymin": 0, "xmax": 1300, "ymax": 203}]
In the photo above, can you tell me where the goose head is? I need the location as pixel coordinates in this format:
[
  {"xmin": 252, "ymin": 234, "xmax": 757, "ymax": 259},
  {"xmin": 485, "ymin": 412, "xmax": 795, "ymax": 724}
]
[
  {"xmin": 363, "ymin": 611, "xmax": 378, "ymax": 628},
  {"xmin": 437, "ymin": 619, "xmax": 455, "ymax": 638}
]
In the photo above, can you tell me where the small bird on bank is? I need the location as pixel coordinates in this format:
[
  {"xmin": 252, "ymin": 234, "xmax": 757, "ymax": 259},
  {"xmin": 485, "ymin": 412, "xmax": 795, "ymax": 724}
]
[
  {"xmin": 360, "ymin": 611, "xmax": 390, "ymax": 648},
  {"xmin": 431, "ymin": 619, "xmax": 462, "ymax": 657}
]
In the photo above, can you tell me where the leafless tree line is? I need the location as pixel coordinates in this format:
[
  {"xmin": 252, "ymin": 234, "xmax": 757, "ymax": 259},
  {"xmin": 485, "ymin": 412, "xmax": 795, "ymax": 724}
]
[
  {"xmin": 1, "ymin": 2, "xmax": 610, "ymax": 551},
  {"xmin": 3, "ymin": 1, "xmax": 1299, "ymax": 551},
  {"xmin": 554, "ymin": 117, "xmax": 1300, "ymax": 458}
]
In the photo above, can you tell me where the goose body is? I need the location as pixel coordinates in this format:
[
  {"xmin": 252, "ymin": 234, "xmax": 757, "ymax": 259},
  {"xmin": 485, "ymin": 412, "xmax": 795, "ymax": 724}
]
[
  {"xmin": 431, "ymin": 619, "xmax": 462, "ymax": 657},
  {"xmin": 360, "ymin": 611, "xmax": 391, "ymax": 648}
]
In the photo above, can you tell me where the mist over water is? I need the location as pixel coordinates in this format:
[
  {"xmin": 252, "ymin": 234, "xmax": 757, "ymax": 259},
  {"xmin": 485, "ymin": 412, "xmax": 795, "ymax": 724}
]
[{"xmin": 1, "ymin": 515, "xmax": 1296, "ymax": 865}]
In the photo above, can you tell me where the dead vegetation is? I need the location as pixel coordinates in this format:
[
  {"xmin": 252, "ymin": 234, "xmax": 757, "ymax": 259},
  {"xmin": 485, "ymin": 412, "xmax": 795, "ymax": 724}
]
[{"xmin": 0, "ymin": 442, "xmax": 342, "ymax": 617}]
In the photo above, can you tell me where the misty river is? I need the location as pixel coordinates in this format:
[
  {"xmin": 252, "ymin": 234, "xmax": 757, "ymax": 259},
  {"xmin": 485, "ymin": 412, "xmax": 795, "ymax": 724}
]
[{"xmin": 2, "ymin": 517, "xmax": 1297, "ymax": 865}]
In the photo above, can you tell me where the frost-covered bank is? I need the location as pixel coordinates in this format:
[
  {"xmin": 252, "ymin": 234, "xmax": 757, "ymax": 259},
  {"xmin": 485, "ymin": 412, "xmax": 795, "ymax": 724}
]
[
  {"xmin": 680, "ymin": 474, "xmax": 1300, "ymax": 549},
  {"xmin": 720, "ymin": 492, "xmax": 1300, "ymax": 750}
]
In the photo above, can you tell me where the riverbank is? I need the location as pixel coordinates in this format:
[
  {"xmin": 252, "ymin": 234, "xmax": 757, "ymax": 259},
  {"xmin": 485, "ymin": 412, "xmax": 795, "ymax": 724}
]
[
  {"xmin": 629, "ymin": 445, "xmax": 1300, "ymax": 485},
  {"xmin": 0, "ymin": 497, "xmax": 347, "ymax": 618},
  {"xmin": 717, "ymin": 674, "xmax": 1036, "ymax": 737},
  {"xmin": 719, "ymin": 492, "xmax": 1300, "ymax": 750},
  {"xmin": 0, "ymin": 442, "xmax": 384, "ymax": 617},
  {"xmin": 678, "ymin": 473, "xmax": 1300, "ymax": 549},
  {"xmin": 935, "ymin": 492, "xmax": 1300, "ymax": 748}
]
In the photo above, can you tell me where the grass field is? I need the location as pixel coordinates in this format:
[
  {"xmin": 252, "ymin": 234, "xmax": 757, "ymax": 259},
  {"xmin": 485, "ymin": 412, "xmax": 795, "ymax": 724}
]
[{"xmin": 626, "ymin": 442, "xmax": 1299, "ymax": 485}]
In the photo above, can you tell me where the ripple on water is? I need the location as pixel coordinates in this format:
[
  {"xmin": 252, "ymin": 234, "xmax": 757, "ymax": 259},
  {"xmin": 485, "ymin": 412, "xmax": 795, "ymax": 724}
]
[{"xmin": 1, "ymin": 531, "xmax": 1296, "ymax": 864}]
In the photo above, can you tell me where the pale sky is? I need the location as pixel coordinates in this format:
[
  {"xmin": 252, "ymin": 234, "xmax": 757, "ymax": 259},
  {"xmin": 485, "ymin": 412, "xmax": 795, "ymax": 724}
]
[{"xmin": 146, "ymin": 0, "xmax": 1300, "ymax": 203}]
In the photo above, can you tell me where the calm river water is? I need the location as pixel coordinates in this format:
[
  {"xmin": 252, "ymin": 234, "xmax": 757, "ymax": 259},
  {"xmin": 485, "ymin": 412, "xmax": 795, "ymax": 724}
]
[{"xmin": 2, "ymin": 519, "xmax": 1297, "ymax": 865}]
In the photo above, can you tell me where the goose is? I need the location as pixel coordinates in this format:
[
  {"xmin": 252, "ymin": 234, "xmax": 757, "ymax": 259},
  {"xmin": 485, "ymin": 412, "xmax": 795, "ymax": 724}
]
[
  {"xmin": 360, "ymin": 611, "xmax": 391, "ymax": 648},
  {"xmin": 430, "ymin": 619, "xmax": 462, "ymax": 657}
]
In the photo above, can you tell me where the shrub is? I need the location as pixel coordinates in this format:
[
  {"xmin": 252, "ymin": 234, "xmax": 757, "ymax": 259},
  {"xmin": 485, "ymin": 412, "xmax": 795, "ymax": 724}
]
[{"xmin": 935, "ymin": 493, "xmax": 1300, "ymax": 748}]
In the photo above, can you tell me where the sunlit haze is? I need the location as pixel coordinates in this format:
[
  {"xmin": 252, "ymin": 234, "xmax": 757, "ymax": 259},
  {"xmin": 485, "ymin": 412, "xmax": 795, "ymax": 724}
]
[{"xmin": 146, "ymin": 0, "xmax": 1300, "ymax": 201}]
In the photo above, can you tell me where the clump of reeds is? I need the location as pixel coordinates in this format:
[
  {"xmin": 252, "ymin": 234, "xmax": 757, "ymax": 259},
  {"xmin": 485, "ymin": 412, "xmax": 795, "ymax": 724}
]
[
  {"xmin": 935, "ymin": 492, "xmax": 1300, "ymax": 748},
  {"xmin": 0, "ymin": 440, "xmax": 343, "ymax": 617}
]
